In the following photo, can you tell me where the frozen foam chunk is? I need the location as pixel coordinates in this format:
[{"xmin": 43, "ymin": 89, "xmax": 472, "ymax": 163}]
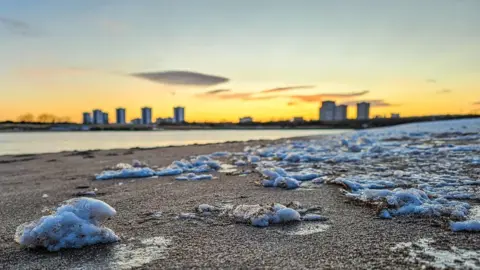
[{"xmin": 15, "ymin": 198, "xmax": 119, "ymax": 251}]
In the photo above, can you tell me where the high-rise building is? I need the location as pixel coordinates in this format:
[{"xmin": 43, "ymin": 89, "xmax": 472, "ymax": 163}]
[
  {"xmin": 391, "ymin": 113, "xmax": 400, "ymax": 119},
  {"xmin": 141, "ymin": 107, "xmax": 152, "ymax": 124},
  {"xmin": 334, "ymin": 105, "xmax": 348, "ymax": 121},
  {"xmin": 131, "ymin": 118, "xmax": 142, "ymax": 125},
  {"xmin": 357, "ymin": 102, "xmax": 370, "ymax": 120},
  {"xmin": 239, "ymin": 116, "xmax": 253, "ymax": 123},
  {"xmin": 290, "ymin": 117, "xmax": 304, "ymax": 123},
  {"xmin": 82, "ymin": 112, "xmax": 92, "ymax": 124},
  {"xmin": 173, "ymin": 106, "xmax": 185, "ymax": 123},
  {"xmin": 319, "ymin": 101, "xmax": 336, "ymax": 121},
  {"xmin": 156, "ymin": 117, "xmax": 174, "ymax": 124},
  {"xmin": 103, "ymin": 112, "xmax": 109, "ymax": 124},
  {"xmin": 116, "ymin": 108, "xmax": 126, "ymax": 124},
  {"xmin": 92, "ymin": 109, "xmax": 104, "ymax": 124}
]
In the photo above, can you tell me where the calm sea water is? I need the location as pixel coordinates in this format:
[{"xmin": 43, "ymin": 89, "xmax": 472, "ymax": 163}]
[{"xmin": 0, "ymin": 129, "xmax": 349, "ymax": 155}]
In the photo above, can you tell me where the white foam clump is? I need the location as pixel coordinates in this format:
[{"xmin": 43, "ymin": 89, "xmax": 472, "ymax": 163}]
[
  {"xmin": 450, "ymin": 220, "xmax": 480, "ymax": 232},
  {"xmin": 175, "ymin": 173, "xmax": 214, "ymax": 181},
  {"xmin": 302, "ymin": 214, "xmax": 328, "ymax": 221},
  {"xmin": 347, "ymin": 187, "xmax": 471, "ymax": 220},
  {"xmin": 197, "ymin": 204, "xmax": 216, "ymax": 213},
  {"xmin": 96, "ymin": 154, "xmax": 224, "ymax": 180},
  {"xmin": 232, "ymin": 204, "xmax": 301, "ymax": 227},
  {"xmin": 260, "ymin": 167, "xmax": 321, "ymax": 190},
  {"xmin": 156, "ymin": 167, "xmax": 183, "ymax": 176},
  {"xmin": 96, "ymin": 167, "xmax": 155, "ymax": 180},
  {"xmin": 15, "ymin": 198, "xmax": 119, "ymax": 251}
]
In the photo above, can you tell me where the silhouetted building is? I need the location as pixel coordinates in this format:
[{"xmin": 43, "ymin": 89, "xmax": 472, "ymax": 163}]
[
  {"xmin": 92, "ymin": 109, "xmax": 104, "ymax": 124},
  {"xmin": 334, "ymin": 105, "xmax": 348, "ymax": 121},
  {"xmin": 239, "ymin": 117, "xmax": 253, "ymax": 123},
  {"xmin": 391, "ymin": 113, "xmax": 400, "ymax": 119},
  {"xmin": 141, "ymin": 107, "xmax": 152, "ymax": 124},
  {"xmin": 82, "ymin": 112, "xmax": 92, "ymax": 124},
  {"xmin": 156, "ymin": 117, "xmax": 174, "ymax": 124},
  {"xmin": 290, "ymin": 117, "xmax": 304, "ymax": 123},
  {"xmin": 116, "ymin": 108, "xmax": 126, "ymax": 124},
  {"xmin": 131, "ymin": 118, "xmax": 142, "ymax": 125},
  {"xmin": 357, "ymin": 102, "xmax": 370, "ymax": 120},
  {"xmin": 103, "ymin": 112, "xmax": 109, "ymax": 124},
  {"xmin": 174, "ymin": 106, "xmax": 185, "ymax": 123},
  {"xmin": 320, "ymin": 101, "xmax": 336, "ymax": 121}
]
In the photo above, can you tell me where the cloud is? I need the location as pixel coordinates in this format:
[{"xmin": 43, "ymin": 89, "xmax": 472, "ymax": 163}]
[
  {"xmin": 473, "ymin": 101, "xmax": 480, "ymax": 105},
  {"xmin": 437, "ymin": 88, "xmax": 452, "ymax": 94},
  {"xmin": 203, "ymin": 89, "xmax": 231, "ymax": 95},
  {"xmin": 287, "ymin": 101, "xmax": 298, "ymax": 106},
  {"xmin": 0, "ymin": 16, "xmax": 38, "ymax": 36},
  {"xmin": 198, "ymin": 89, "xmax": 369, "ymax": 103},
  {"xmin": 195, "ymin": 89, "xmax": 231, "ymax": 98},
  {"xmin": 426, "ymin": 79, "xmax": 437, "ymax": 83},
  {"xmin": 290, "ymin": 90, "xmax": 369, "ymax": 103},
  {"xmin": 261, "ymin": 85, "xmax": 315, "ymax": 94},
  {"xmin": 204, "ymin": 91, "xmax": 281, "ymax": 101},
  {"xmin": 130, "ymin": 71, "xmax": 229, "ymax": 86},
  {"xmin": 340, "ymin": 99, "xmax": 396, "ymax": 107}
]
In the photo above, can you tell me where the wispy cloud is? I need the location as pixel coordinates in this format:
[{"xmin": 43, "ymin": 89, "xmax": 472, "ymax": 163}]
[
  {"xmin": 261, "ymin": 85, "xmax": 315, "ymax": 94},
  {"xmin": 340, "ymin": 99, "xmax": 396, "ymax": 107},
  {"xmin": 0, "ymin": 16, "xmax": 38, "ymax": 36},
  {"xmin": 203, "ymin": 89, "xmax": 231, "ymax": 95},
  {"xmin": 426, "ymin": 79, "xmax": 437, "ymax": 84},
  {"xmin": 198, "ymin": 89, "xmax": 370, "ymax": 103},
  {"xmin": 195, "ymin": 89, "xmax": 231, "ymax": 97},
  {"xmin": 290, "ymin": 90, "xmax": 369, "ymax": 103},
  {"xmin": 198, "ymin": 91, "xmax": 278, "ymax": 101},
  {"xmin": 437, "ymin": 88, "xmax": 452, "ymax": 94},
  {"xmin": 473, "ymin": 101, "xmax": 480, "ymax": 105},
  {"xmin": 130, "ymin": 71, "xmax": 229, "ymax": 86}
]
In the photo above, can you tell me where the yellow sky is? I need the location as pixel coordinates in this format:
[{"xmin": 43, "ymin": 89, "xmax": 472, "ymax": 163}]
[{"xmin": 1, "ymin": 68, "xmax": 478, "ymax": 123}]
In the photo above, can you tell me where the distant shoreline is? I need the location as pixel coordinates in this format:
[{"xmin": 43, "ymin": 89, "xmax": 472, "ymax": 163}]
[
  {"xmin": 0, "ymin": 126, "xmax": 342, "ymax": 133},
  {"xmin": 0, "ymin": 114, "xmax": 478, "ymax": 132}
]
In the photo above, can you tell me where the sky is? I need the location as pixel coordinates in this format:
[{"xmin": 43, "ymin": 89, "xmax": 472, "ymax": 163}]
[{"xmin": 1, "ymin": 0, "xmax": 479, "ymax": 123}]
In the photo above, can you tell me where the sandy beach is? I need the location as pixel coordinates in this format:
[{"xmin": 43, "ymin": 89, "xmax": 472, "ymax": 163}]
[{"xmin": 0, "ymin": 134, "xmax": 479, "ymax": 269}]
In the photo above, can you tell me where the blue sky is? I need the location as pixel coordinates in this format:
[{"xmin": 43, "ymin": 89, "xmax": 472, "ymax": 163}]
[{"xmin": 1, "ymin": 0, "xmax": 479, "ymax": 121}]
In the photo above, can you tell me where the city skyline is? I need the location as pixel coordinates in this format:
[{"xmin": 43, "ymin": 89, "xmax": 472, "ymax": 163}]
[
  {"xmin": 1, "ymin": 0, "xmax": 479, "ymax": 123},
  {"xmin": 83, "ymin": 106, "xmax": 187, "ymax": 125}
]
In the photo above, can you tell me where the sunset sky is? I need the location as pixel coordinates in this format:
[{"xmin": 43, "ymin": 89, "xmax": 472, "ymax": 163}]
[{"xmin": 1, "ymin": 0, "xmax": 479, "ymax": 123}]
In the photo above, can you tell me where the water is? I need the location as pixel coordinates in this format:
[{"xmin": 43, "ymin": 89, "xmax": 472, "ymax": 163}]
[{"xmin": 0, "ymin": 129, "xmax": 349, "ymax": 155}]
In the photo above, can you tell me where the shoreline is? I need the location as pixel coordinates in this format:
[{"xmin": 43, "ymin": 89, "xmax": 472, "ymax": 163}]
[
  {"xmin": 2, "ymin": 115, "xmax": 479, "ymax": 133},
  {"xmin": 0, "ymin": 126, "xmax": 345, "ymax": 133}
]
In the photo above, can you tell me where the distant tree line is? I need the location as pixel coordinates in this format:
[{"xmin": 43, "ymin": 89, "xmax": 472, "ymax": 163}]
[{"xmin": 16, "ymin": 113, "xmax": 71, "ymax": 123}]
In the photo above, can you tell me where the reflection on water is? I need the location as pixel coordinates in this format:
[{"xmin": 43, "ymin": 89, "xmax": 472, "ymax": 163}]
[{"xmin": 0, "ymin": 129, "xmax": 349, "ymax": 155}]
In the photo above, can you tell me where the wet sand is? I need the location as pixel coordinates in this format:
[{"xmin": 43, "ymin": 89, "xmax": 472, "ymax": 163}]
[{"xmin": 0, "ymin": 139, "xmax": 478, "ymax": 269}]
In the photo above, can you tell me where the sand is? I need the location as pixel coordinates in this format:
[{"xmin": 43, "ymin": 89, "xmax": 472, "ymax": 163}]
[{"xmin": 0, "ymin": 139, "xmax": 478, "ymax": 270}]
